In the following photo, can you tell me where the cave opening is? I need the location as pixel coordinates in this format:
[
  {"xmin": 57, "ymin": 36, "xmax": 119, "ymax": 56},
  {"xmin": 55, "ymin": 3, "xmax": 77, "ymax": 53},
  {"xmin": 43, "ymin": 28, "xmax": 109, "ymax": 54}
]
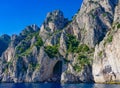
[{"xmin": 52, "ymin": 61, "xmax": 62, "ymax": 82}]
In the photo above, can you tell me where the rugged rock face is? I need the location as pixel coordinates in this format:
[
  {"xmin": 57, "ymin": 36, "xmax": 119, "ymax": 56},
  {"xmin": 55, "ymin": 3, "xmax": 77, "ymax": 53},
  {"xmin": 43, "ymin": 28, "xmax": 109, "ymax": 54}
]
[
  {"xmin": 93, "ymin": 26, "xmax": 120, "ymax": 83},
  {"xmin": 0, "ymin": 34, "xmax": 10, "ymax": 56},
  {"xmin": 0, "ymin": 0, "xmax": 120, "ymax": 83},
  {"xmin": 39, "ymin": 10, "xmax": 68, "ymax": 42},
  {"xmin": 60, "ymin": 0, "xmax": 120, "ymax": 83},
  {"xmin": 65, "ymin": 0, "xmax": 117, "ymax": 48},
  {"xmin": 93, "ymin": 0, "xmax": 120, "ymax": 83}
]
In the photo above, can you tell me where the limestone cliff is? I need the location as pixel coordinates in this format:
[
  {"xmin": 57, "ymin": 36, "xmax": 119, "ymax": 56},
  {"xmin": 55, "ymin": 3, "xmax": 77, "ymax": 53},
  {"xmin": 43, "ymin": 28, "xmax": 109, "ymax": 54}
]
[
  {"xmin": 93, "ymin": 0, "xmax": 120, "ymax": 83},
  {"xmin": 0, "ymin": 0, "xmax": 120, "ymax": 84}
]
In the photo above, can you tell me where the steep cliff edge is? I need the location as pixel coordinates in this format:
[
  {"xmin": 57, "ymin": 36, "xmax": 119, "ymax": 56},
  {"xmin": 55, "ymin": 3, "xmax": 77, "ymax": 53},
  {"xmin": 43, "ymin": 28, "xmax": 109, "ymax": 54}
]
[
  {"xmin": 0, "ymin": 34, "xmax": 10, "ymax": 56},
  {"xmin": 93, "ymin": 0, "xmax": 120, "ymax": 83},
  {"xmin": 65, "ymin": 0, "xmax": 116, "ymax": 48},
  {"xmin": 0, "ymin": 0, "xmax": 120, "ymax": 83},
  {"xmin": 61, "ymin": 0, "xmax": 119, "ymax": 83}
]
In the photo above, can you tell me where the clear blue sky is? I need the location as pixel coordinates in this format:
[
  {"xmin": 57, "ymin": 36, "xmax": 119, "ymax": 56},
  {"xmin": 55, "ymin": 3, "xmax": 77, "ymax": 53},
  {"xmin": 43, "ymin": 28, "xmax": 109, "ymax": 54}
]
[{"xmin": 0, "ymin": 0, "xmax": 83, "ymax": 35}]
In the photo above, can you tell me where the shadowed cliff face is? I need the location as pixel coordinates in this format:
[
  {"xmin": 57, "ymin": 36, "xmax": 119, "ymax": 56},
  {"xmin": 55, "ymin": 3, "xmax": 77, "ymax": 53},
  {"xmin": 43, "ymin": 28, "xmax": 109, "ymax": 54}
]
[
  {"xmin": 0, "ymin": 0, "xmax": 120, "ymax": 83},
  {"xmin": 0, "ymin": 34, "xmax": 10, "ymax": 56}
]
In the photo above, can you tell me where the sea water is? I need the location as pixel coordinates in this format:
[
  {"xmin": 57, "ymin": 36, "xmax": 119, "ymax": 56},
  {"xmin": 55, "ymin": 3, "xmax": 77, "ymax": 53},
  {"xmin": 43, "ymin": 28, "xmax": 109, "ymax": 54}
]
[{"xmin": 0, "ymin": 83, "xmax": 120, "ymax": 88}]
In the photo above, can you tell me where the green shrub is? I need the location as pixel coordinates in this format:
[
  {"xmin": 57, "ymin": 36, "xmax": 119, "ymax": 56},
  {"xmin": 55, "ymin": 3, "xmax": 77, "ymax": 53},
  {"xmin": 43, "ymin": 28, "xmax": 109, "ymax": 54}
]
[
  {"xmin": 104, "ymin": 34, "xmax": 113, "ymax": 46},
  {"xmin": 117, "ymin": 23, "xmax": 120, "ymax": 29},
  {"xmin": 73, "ymin": 54, "xmax": 90, "ymax": 72},
  {"xmin": 21, "ymin": 47, "xmax": 32, "ymax": 56},
  {"xmin": 76, "ymin": 44, "xmax": 90, "ymax": 53},
  {"xmin": 78, "ymin": 54, "xmax": 90, "ymax": 65},
  {"xmin": 106, "ymin": 35, "xmax": 113, "ymax": 43},
  {"xmin": 34, "ymin": 37, "xmax": 43, "ymax": 48},
  {"xmin": 102, "ymin": 13, "xmax": 107, "ymax": 17},
  {"xmin": 45, "ymin": 45, "xmax": 58, "ymax": 58},
  {"xmin": 21, "ymin": 36, "xmax": 43, "ymax": 56},
  {"xmin": 73, "ymin": 64, "xmax": 82, "ymax": 72},
  {"xmin": 66, "ymin": 34, "xmax": 79, "ymax": 52},
  {"xmin": 16, "ymin": 32, "xmax": 43, "ymax": 57}
]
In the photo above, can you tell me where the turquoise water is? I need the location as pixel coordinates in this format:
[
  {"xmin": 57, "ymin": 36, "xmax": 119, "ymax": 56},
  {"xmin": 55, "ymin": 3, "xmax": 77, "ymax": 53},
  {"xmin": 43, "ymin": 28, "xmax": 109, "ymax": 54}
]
[{"xmin": 0, "ymin": 83, "xmax": 120, "ymax": 88}]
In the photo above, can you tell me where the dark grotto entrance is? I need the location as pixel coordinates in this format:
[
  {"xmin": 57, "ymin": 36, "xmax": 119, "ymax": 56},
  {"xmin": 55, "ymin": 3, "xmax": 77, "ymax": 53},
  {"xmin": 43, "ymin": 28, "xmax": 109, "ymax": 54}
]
[{"xmin": 52, "ymin": 61, "xmax": 62, "ymax": 83}]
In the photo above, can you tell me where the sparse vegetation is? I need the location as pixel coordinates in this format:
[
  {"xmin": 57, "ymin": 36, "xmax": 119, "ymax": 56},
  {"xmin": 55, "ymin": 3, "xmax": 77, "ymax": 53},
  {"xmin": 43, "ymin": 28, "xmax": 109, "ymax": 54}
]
[
  {"xmin": 98, "ymin": 51, "xmax": 103, "ymax": 58},
  {"xmin": 16, "ymin": 45, "xmax": 25, "ymax": 54},
  {"xmin": 102, "ymin": 13, "xmax": 107, "ymax": 17},
  {"xmin": 76, "ymin": 44, "xmax": 90, "ymax": 53},
  {"xmin": 46, "ymin": 27, "xmax": 51, "ymax": 31},
  {"xmin": 66, "ymin": 34, "xmax": 79, "ymax": 53},
  {"xmin": 21, "ymin": 47, "xmax": 32, "ymax": 56},
  {"xmin": 89, "ymin": 9, "xmax": 96, "ymax": 19},
  {"xmin": 73, "ymin": 54, "xmax": 91, "ymax": 72},
  {"xmin": 4, "ymin": 68, "xmax": 8, "ymax": 73},
  {"xmin": 104, "ymin": 35, "xmax": 113, "ymax": 46},
  {"xmin": 117, "ymin": 23, "xmax": 120, "ymax": 29},
  {"xmin": 104, "ymin": 33, "xmax": 113, "ymax": 46},
  {"xmin": 16, "ymin": 32, "xmax": 43, "ymax": 57},
  {"xmin": 77, "ymin": 54, "xmax": 90, "ymax": 65},
  {"xmin": 45, "ymin": 45, "xmax": 58, "ymax": 58},
  {"xmin": 73, "ymin": 64, "xmax": 82, "ymax": 72},
  {"xmin": 29, "ymin": 63, "xmax": 40, "ymax": 70},
  {"xmin": 34, "ymin": 35, "xmax": 43, "ymax": 49},
  {"xmin": 106, "ymin": 35, "xmax": 113, "ymax": 43},
  {"xmin": 7, "ymin": 61, "xmax": 12, "ymax": 67}
]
